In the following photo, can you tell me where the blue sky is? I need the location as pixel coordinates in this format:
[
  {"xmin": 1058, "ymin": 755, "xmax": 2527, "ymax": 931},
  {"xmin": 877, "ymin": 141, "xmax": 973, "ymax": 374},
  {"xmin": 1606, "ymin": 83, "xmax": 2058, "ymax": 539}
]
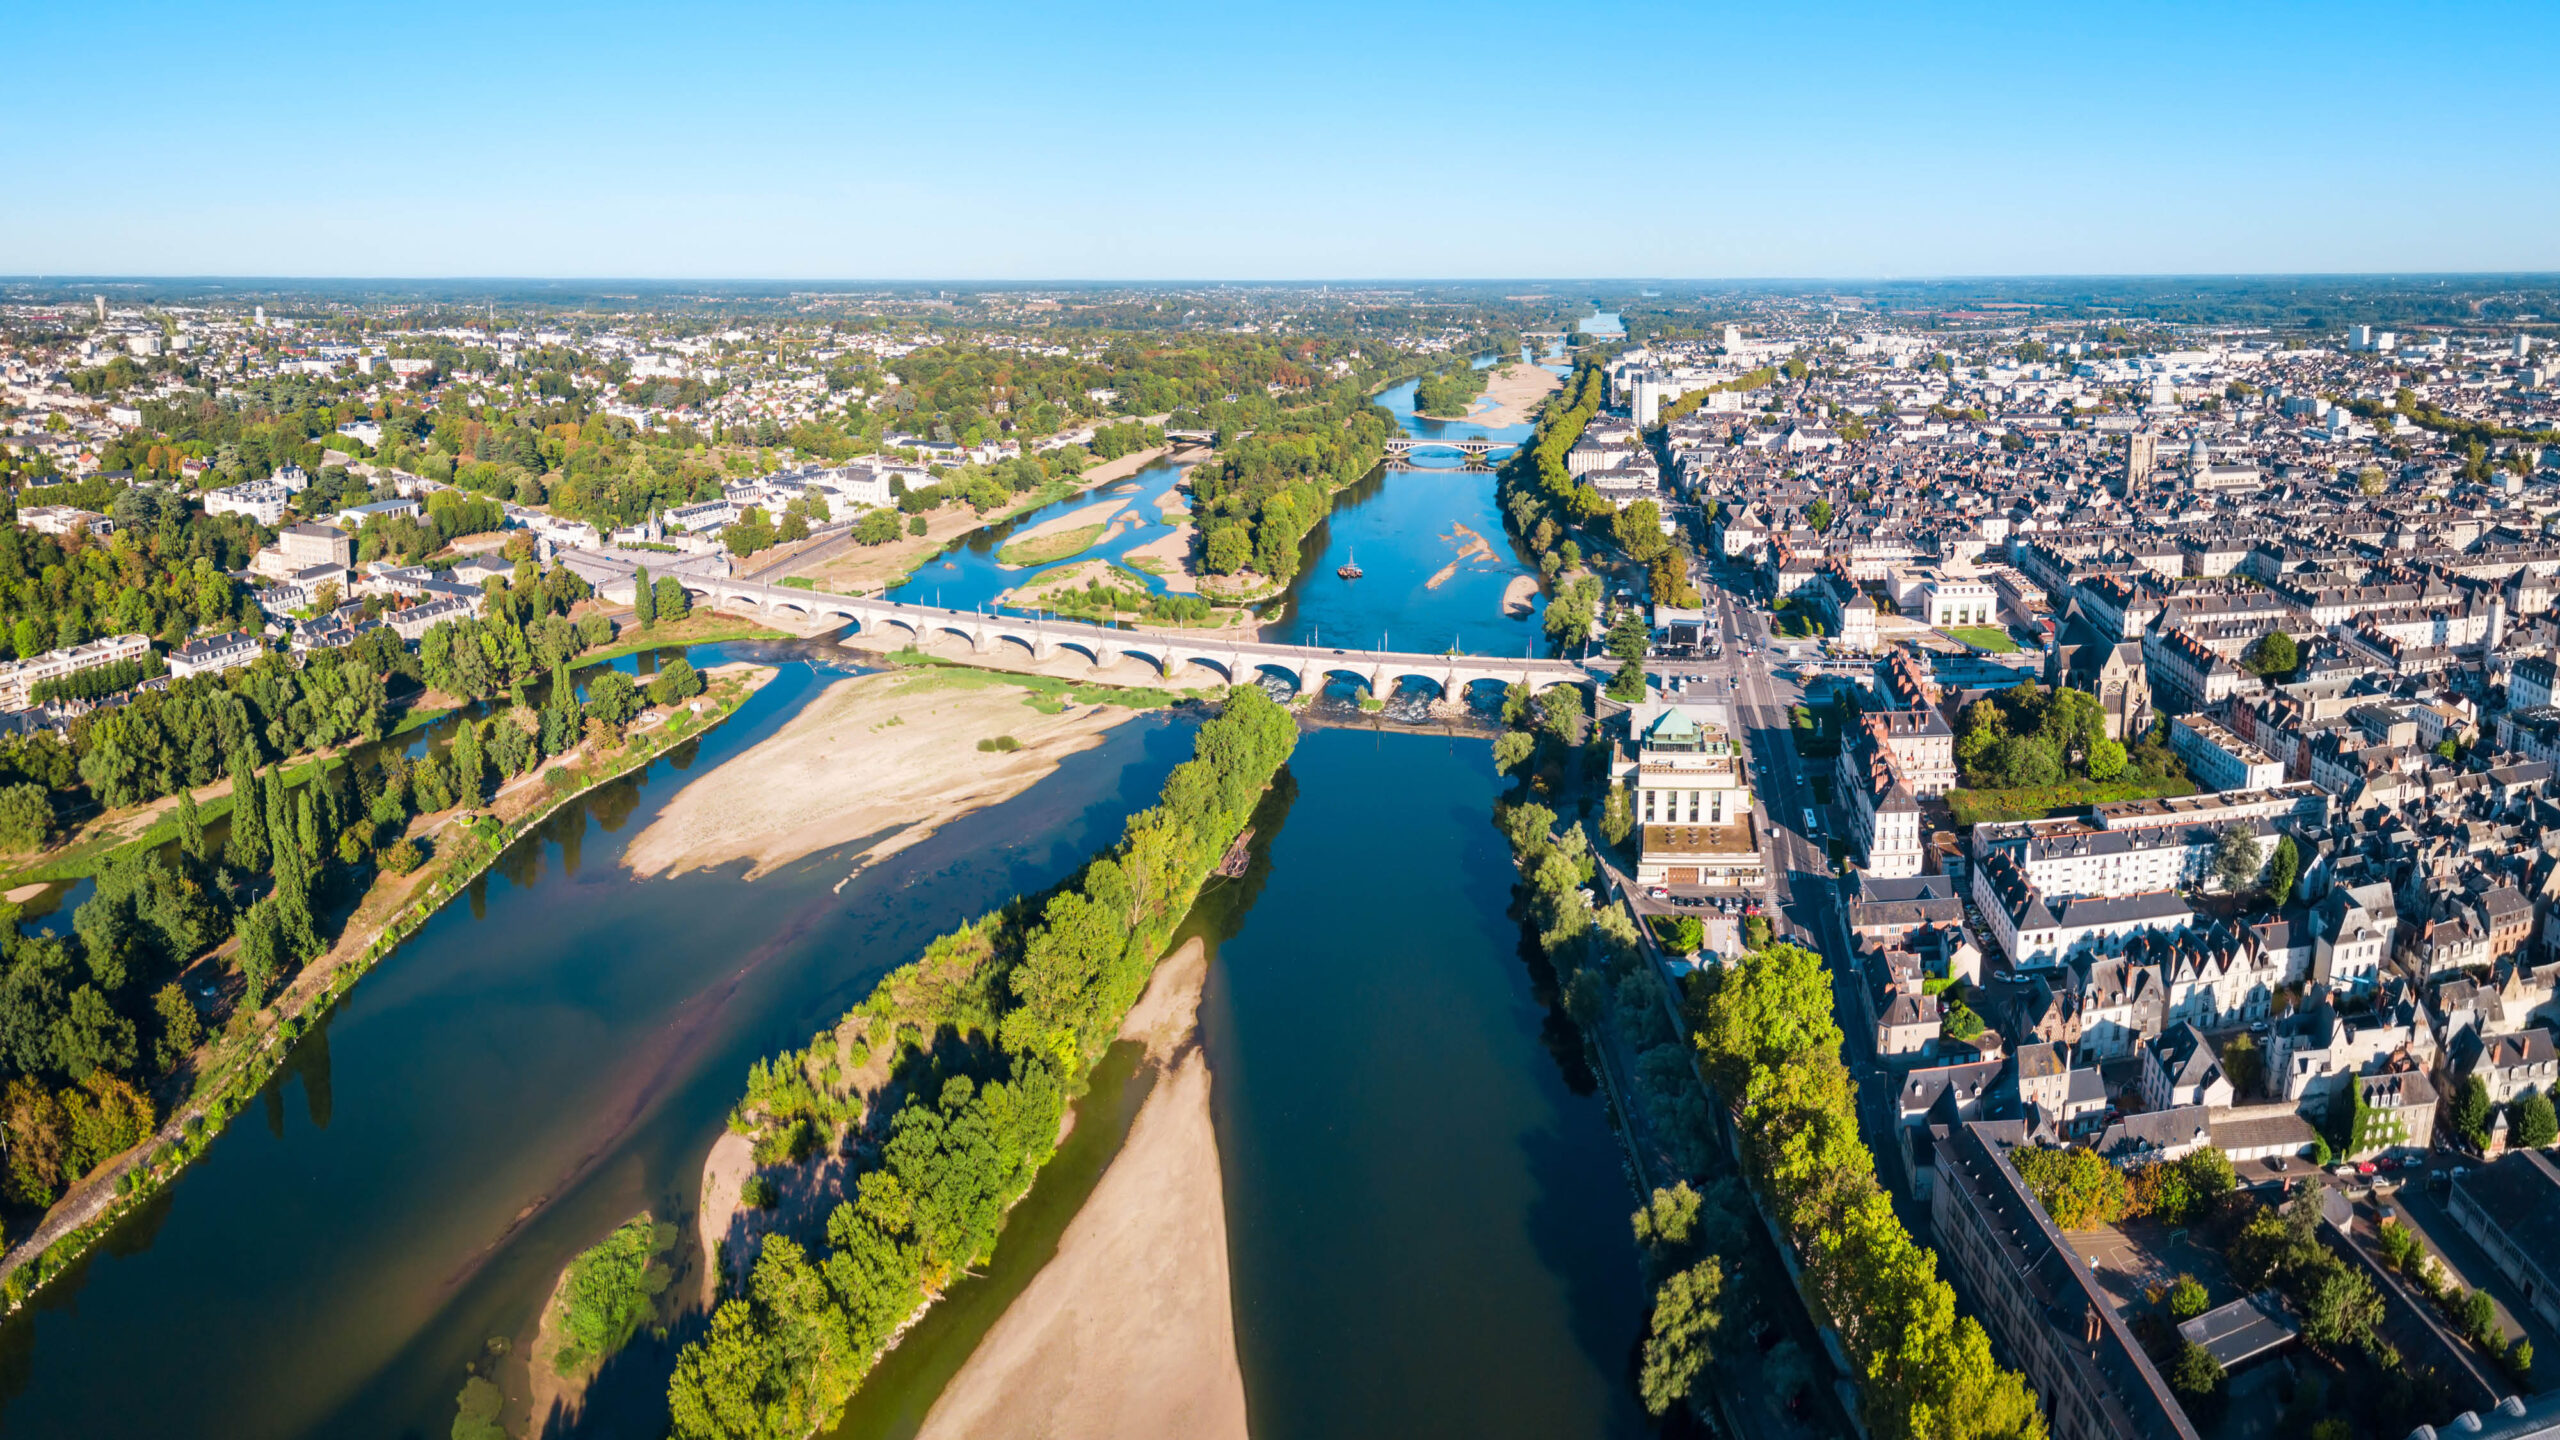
[{"xmin": 8, "ymin": 0, "xmax": 2558, "ymax": 279}]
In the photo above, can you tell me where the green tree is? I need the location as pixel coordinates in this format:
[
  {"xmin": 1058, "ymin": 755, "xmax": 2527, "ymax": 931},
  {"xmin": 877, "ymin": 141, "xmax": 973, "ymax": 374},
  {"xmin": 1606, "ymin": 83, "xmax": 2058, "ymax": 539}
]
[
  {"xmin": 2264, "ymin": 834, "xmax": 2301, "ymax": 904},
  {"xmin": 2170, "ymin": 1340, "xmax": 2226, "ymax": 1415},
  {"xmin": 2245, "ymin": 630, "xmax": 2298, "ymax": 678},
  {"xmin": 1535, "ymin": 685, "xmax": 1583, "ymax": 744},
  {"xmin": 1632, "ymin": 1182, "xmax": 1701, "ymax": 1270},
  {"xmin": 0, "ymin": 783, "xmax": 51, "ymax": 852},
  {"xmin": 1602, "ymin": 785, "xmax": 1635, "ymax": 846},
  {"xmin": 1608, "ymin": 657, "xmax": 1647, "ymax": 702},
  {"xmin": 632, "ymin": 563, "xmax": 656, "ymax": 628},
  {"xmin": 2168, "ymin": 1273, "xmax": 2211, "ymax": 1321},
  {"xmin": 2451, "ymin": 1074, "xmax": 2493, "ymax": 1150},
  {"xmin": 1807, "ymin": 498, "xmax": 1834, "ymax": 532},
  {"xmin": 655, "ymin": 576, "xmax": 690, "ymax": 621},
  {"xmin": 2085, "ymin": 738, "xmax": 2127, "ymax": 781},
  {"xmin": 151, "ymin": 981, "xmax": 202, "ymax": 1074},
  {"xmin": 1638, "ymin": 1259, "xmax": 1724, "ymax": 1417},
  {"xmin": 648, "ymin": 657, "xmax": 706, "ymax": 706},
  {"xmin": 2010, "ymin": 1145, "xmax": 2130, "ymax": 1229},
  {"xmin": 2212, "ymin": 823, "xmax": 2264, "ymax": 892},
  {"xmin": 2510, "ymin": 1092, "xmax": 2557, "ymax": 1150},
  {"xmin": 2303, "ymin": 1268, "xmax": 2383, "ymax": 1350},
  {"xmin": 1492, "ymin": 730, "xmax": 1534, "ymax": 776}
]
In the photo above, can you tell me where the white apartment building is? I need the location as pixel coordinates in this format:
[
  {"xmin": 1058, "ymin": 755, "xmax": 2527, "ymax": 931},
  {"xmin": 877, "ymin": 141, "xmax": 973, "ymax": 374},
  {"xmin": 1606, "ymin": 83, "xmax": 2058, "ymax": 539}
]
[
  {"xmin": 2169, "ymin": 715, "xmax": 2287, "ymax": 792},
  {"xmin": 0, "ymin": 633, "xmax": 152, "ymax": 710},
  {"xmin": 1614, "ymin": 702, "xmax": 1766, "ymax": 889}
]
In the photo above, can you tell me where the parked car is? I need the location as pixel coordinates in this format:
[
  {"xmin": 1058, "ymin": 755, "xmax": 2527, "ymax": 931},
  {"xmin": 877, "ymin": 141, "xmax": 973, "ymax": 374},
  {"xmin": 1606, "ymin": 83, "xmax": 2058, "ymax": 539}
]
[{"xmin": 2356, "ymin": 1161, "xmax": 2378, "ymax": 1176}]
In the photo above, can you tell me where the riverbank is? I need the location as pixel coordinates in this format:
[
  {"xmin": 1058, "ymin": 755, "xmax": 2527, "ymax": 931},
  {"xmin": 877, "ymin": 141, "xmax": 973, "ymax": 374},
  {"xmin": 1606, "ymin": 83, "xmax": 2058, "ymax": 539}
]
[
  {"xmin": 913, "ymin": 935, "xmax": 1245, "ymax": 1440},
  {"xmin": 619, "ymin": 666, "xmax": 1150, "ymax": 883},
  {"xmin": 0, "ymin": 664, "xmax": 777, "ymax": 1314}
]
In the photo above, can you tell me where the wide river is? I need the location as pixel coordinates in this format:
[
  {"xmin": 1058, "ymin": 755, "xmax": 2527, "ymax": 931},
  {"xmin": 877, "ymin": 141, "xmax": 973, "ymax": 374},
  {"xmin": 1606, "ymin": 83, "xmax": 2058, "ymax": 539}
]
[{"xmin": 0, "ymin": 375, "xmax": 1648, "ymax": 1440}]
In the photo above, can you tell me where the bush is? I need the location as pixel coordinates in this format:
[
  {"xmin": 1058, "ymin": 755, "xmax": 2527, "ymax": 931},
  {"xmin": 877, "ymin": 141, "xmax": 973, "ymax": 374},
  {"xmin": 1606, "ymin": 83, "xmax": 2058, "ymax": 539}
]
[
  {"xmin": 2168, "ymin": 1273, "xmax": 2211, "ymax": 1321},
  {"xmin": 976, "ymin": 735, "xmax": 1021, "ymax": 752},
  {"xmin": 0, "ymin": 783, "xmax": 52, "ymax": 853},
  {"xmin": 740, "ymin": 1175, "xmax": 777, "ymax": 1210},
  {"xmin": 647, "ymin": 657, "xmax": 704, "ymax": 707},
  {"xmin": 378, "ymin": 838, "xmax": 426, "ymax": 875}
]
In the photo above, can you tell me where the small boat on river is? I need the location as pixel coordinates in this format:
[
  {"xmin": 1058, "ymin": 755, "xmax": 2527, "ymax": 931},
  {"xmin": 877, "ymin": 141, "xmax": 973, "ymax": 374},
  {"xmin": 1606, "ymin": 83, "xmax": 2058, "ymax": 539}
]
[{"xmin": 1336, "ymin": 548, "xmax": 1363, "ymax": 581}]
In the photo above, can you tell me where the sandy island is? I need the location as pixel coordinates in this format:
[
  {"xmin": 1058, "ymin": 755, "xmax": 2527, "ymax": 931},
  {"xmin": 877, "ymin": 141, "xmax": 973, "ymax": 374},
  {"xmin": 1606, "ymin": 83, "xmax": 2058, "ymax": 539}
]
[
  {"xmin": 1502, "ymin": 574, "xmax": 1540, "ymax": 616},
  {"xmin": 1425, "ymin": 521, "xmax": 1498, "ymax": 590},
  {"xmin": 916, "ymin": 937, "xmax": 1245, "ymax": 1440},
  {"xmin": 1426, "ymin": 362, "xmax": 1561, "ymax": 429},
  {"xmin": 620, "ymin": 669, "xmax": 1143, "ymax": 882},
  {"xmin": 1009, "ymin": 498, "xmax": 1126, "ymax": 548}
]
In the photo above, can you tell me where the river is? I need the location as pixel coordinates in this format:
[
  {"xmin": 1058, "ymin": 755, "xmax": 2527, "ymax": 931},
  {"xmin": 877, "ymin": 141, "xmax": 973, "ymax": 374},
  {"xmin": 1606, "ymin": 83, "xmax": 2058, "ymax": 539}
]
[{"xmin": 0, "ymin": 435, "xmax": 1645, "ymax": 1440}]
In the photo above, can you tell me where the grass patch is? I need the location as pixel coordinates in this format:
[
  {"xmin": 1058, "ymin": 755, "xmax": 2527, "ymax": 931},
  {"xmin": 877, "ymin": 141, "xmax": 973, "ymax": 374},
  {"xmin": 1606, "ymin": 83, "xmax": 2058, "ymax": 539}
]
[
  {"xmin": 779, "ymin": 576, "xmax": 816, "ymax": 590},
  {"xmin": 1941, "ymin": 626, "xmax": 2017, "ymax": 653},
  {"xmin": 997, "ymin": 523, "xmax": 1106, "ymax": 567},
  {"xmin": 583, "ymin": 613, "xmax": 789, "ymax": 666},
  {"xmin": 1947, "ymin": 774, "xmax": 2199, "ymax": 828},
  {"xmin": 1773, "ymin": 609, "xmax": 1824, "ymax": 639}
]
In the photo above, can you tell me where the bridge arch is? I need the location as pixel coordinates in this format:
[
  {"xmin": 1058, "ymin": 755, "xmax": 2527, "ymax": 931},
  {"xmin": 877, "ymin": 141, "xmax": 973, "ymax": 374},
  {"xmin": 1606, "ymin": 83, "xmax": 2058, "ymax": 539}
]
[{"xmin": 1384, "ymin": 672, "xmax": 1448, "ymax": 700}]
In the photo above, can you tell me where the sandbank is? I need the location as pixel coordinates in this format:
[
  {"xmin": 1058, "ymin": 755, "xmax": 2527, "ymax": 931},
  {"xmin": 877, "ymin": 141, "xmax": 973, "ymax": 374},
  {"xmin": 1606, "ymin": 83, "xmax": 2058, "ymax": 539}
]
[
  {"xmin": 1009, "ymin": 498, "xmax": 1127, "ymax": 547},
  {"xmin": 915, "ymin": 938, "xmax": 1245, "ymax": 1440},
  {"xmin": 1461, "ymin": 362, "xmax": 1563, "ymax": 429},
  {"xmin": 620, "ymin": 670, "xmax": 1142, "ymax": 882},
  {"xmin": 1502, "ymin": 574, "xmax": 1540, "ymax": 616},
  {"xmin": 1120, "ymin": 524, "xmax": 1200, "ymax": 593}
]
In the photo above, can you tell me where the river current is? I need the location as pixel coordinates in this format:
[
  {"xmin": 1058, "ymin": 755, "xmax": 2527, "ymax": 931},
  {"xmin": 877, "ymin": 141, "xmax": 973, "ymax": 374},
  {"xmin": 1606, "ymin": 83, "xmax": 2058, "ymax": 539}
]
[{"xmin": 0, "ymin": 373, "xmax": 1646, "ymax": 1440}]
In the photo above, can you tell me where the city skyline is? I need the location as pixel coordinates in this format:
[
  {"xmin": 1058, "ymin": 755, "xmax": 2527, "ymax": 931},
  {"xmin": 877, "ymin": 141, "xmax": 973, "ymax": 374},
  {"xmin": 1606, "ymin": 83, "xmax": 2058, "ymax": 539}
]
[{"xmin": 10, "ymin": 0, "xmax": 2560, "ymax": 279}]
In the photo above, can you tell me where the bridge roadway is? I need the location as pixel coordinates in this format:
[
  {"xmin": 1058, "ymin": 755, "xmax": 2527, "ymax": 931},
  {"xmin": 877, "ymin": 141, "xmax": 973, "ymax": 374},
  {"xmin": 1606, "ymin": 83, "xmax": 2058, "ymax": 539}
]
[{"xmin": 662, "ymin": 575, "xmax": 1591, "ymax": 698}]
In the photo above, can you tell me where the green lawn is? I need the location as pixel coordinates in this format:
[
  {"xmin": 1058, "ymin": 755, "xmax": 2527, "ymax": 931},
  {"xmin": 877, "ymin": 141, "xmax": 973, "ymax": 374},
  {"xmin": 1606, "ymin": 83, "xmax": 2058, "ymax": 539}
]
[
  {"xmin": 1941, "ymin": 626, "xmax": 2018, "ymax": 653},
  {"xmin": 1947, "ymin": 774, "xmax": 2198, "ymax": 828}
]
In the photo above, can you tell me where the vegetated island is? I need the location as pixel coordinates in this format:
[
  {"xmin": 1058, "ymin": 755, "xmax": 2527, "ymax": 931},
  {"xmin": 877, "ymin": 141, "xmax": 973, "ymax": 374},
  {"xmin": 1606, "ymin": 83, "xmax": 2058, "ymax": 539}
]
[
  {"xmin": 994, "ymin": 498, "xmax": 1127, "ymax": 568},
  {"xmin": 619, "ymin": 666, "xmax": 1157, "ymax": 883},
  {"xmin": 1411, "ymin": 362, "xmax": 1489, "ymax": 419},
  {"xmin": 914, "ymin": 933, "xmax": 1245, "ymax": 1440},
  {"xmin": 661, "ymin": 688, "xmax": 1297, "ymax": 1440},
  {"xmin": 518, "ymin": 1213, "xmax": 680, "ymax": 1434}
]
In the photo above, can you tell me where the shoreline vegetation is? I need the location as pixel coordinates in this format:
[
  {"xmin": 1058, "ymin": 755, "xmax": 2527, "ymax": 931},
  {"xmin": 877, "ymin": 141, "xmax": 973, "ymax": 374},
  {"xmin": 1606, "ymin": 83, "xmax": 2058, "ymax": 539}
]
[
  {"xmin": 1415, "ymin": 361, "xmax": 1561, "ymax": 428},
  {"xmin": 662, "ymin": 688, "xmax": 1297, "ymax": 1440},
  {"xmin": 0, "ymin": 660, "xmax": 774, "ymax": 1316},
  {"xmin": 912, "ymin": 934, "xmax": 1245, "ymax": 1440}
]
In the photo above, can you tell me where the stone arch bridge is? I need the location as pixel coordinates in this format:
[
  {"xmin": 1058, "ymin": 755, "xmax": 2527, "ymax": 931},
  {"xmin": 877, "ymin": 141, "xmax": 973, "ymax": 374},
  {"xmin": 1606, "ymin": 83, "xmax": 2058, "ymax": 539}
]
[{"xmin": 657, "ymin": 577, "xmax": 1589, "ymax": 699}]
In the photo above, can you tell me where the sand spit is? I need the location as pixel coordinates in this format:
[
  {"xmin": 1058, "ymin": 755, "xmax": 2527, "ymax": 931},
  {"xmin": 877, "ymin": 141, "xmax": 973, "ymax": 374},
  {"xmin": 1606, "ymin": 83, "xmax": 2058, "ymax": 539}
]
[
  {"xmin": 1502, "ymin": 574, "xmax": 1541, "ymax": 616},
  {"xmin": 1465, "ymin": 361, "xmax": 1564, "ymax": 428},
  {"xmin": 1121, "ymin": 524, "xmax": 1201, "ymax": 593},
  {"xmin": 1009, "ymin": 498, "xmax": 1127, "ymax": 547},
  {"xmin": 916, "ymin": 938, "xmax": 1245, "ymax": 1440},
  {"xmin": 620, "ymin": 670, "xmax": 1140, "ymax": 882}
]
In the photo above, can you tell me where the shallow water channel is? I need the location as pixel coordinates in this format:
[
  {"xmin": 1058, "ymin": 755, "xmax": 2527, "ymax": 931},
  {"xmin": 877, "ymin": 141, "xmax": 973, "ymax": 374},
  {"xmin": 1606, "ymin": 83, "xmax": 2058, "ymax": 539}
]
[{"xmin": 0, "ymin": 461, "xmax": 1645, "ymax": 1440}]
